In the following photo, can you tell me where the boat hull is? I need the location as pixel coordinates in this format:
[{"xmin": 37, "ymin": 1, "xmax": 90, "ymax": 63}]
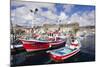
[
  {"xmin": 47, "ymin": 40, "xmax": 81, "ymax": 62},
  {"xmin": 49, "ymin": 49, "xmax": 80, "ymax": 61},
  {"xmin": 20, "ymin": 39, "xmax": 66, "ymax": 52},
  {"xmin": 20, "ymin": 40, "xmax": 50, "ymax": 52}
]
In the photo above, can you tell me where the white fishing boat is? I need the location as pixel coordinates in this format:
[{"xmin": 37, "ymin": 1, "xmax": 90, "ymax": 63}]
[{"xmin": 47, "ymin": 38, "xmax": 81, "ymax": 61}]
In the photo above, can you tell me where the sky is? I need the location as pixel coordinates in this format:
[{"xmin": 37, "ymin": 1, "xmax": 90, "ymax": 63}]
[{"xmin": 11, "ymin": 0, "xmax": 95, "ymax": 27}]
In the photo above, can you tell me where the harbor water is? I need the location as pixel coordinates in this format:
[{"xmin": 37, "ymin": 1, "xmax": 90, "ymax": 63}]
[{"xmin": 11, "ymin": 33, "xmax": 95, "ymax": 66}]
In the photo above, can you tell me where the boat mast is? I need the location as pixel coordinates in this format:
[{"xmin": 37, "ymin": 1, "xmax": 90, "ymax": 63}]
[{"xmin": 11, "ymin": 19, "xmax": 17, "ymax": 49}]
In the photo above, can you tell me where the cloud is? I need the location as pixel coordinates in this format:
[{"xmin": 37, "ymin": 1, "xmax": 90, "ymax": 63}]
[
  {"xmin": 11, "ymin": 0, "xmax": 55, "ymax": 11},
  {"xmin": 63, "ymin": 5, "xmax": 75, "ymax": 13},
  {"xmin": 68, "ymin": 10, "xmax": 95, "ymax": 26},
  {"xmin": 59, "ymin": 12, "xmax": 68, "ymax": 20},
  {"xmin": 57, "ymin": 12, "xmax": 69, "ymax": 24},
  {"xmin": 11, "ymin": 6, "xmax": 33, "ymax": 27},
  {"xmin": 41, "ymin": 10, "xmax": 58, "ymax": 20},
  {"xmin": 11, "ymin": 1, "xmax": 58, "ymax": 26},
  {"xmin": 11, "ymin": 1, "xmax": 95, "ymax": 27}
]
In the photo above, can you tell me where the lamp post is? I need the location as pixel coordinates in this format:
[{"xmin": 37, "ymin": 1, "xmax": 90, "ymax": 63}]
[{"xmin": 29, "ymin": 8, "xmax": 39, "ymax": 37}]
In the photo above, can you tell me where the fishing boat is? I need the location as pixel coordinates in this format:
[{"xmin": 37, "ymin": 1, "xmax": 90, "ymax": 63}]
[
  {"xmin": 47, "ymin": 39, "xmax": 81, "ymax": 62},
  {"xmin": 20, "ymin": 36, "xmax": 66, "ymax": 52}
]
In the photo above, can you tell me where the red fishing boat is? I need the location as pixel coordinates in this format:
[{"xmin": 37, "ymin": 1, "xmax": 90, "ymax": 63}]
[{"xmin": 20, "ymin": 37, "xmax": 66, "ymax": 52}]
